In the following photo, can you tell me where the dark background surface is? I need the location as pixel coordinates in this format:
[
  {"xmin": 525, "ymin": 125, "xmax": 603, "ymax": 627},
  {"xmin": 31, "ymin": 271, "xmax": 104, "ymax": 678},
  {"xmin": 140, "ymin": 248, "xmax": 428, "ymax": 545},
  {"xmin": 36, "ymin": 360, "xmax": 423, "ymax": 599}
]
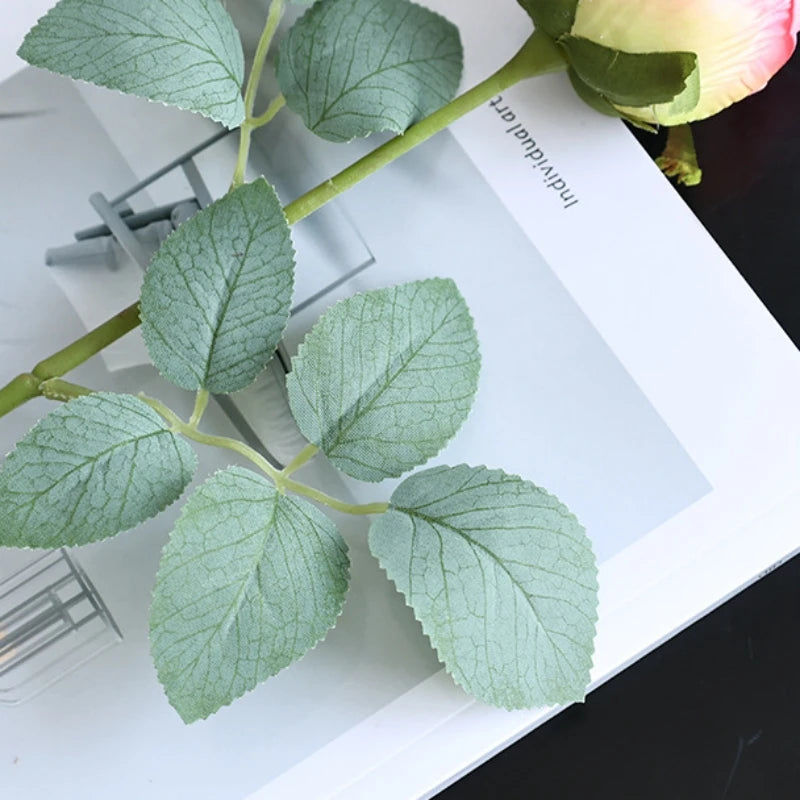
[{"xmin": 437, "ymin": 45, "xmax": 800, "ymax": 800}]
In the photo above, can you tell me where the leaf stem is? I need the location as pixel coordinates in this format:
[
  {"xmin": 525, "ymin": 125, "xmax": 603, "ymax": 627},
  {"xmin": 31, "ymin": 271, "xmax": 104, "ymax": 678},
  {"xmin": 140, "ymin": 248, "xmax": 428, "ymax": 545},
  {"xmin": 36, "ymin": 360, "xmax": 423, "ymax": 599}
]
[
  {"xmin": 244, "ymin": 0, "xmax": 285, "ymax": 122},
  {"xmin": 0, "ymin": 304, "xmax": 140, "ymax": 416},
  {"xmin": 32, "ymin": 302, "xmax": 141, "ymax": 381},
  {"xmin": 231, "ymin": 127, "xmax": 252, "ymax": 190},
  {"xmin": 280, "ymin": 476, "xmax": 389, "ymax": 516},
  {"xmin": 39, "ymin": 379, "xmax": 93, "ymax": 402},
  {"xmin": 188, "ymin": 389, "xmax": 210, "ymax": 429},
  {"xmin": 143, "ymin": 394, "xmax": 385, "ymax": 515},
  {"xmin": 141, "ymin": 393, "xmax": 284, "ymax": 483},
  {"xmin": 280, "ymin": 442, "xmax": 319, "ymax": 477},
  {"xmin": 250, "ymin": 93, "xmax": 286, "ymax": 129},
  {"xmin": 231, "ymin": 0, "xmax": 286, "ymax": 188},
  {"xmin": 0, "ymin": 373, "xmax": 42, "ymax": 416},
  {"xmin": 17, "ymin": 374, "xmax": 384, "ymax": 517},
  {"xmin": 0, "ymin": 31, "xmax": 565, "ymax": 420},
  {"xmin": 284, "ymin": 30, "xmax": 566, "ymax": 225}
]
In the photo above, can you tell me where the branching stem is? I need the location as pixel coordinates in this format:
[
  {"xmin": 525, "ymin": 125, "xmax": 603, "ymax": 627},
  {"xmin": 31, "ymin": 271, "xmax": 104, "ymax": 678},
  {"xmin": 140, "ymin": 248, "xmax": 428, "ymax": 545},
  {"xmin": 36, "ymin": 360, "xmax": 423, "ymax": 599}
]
[
  {"xmin": 141, "ymin": 393, "xmax": 284, "ymax": 482},
  {"xmin": 281, "ymin": 443, "xmax": 319, "ymax": 477},
  {"xmin": 283, "ymin": 30, "xmax": 565, "ymax": 224},
  {"xmin": 243, "ymin": 0, "xmax": 285, "ymax": 122},
  {"xmin": 280, "ymin": 477, "xmax": 389, "ymax": 516},
  {"xmin": 231, "ymin": 0, "xmax": 286, "ymax": 188},
  {"xmin": 250, "ymin": 93, "xmax": 286, "ymax": 128},
  {"xmin": 141, "ymin": 395, "xmax": 385, "ymax": 516},
  {"xmin": 188, "ymin": 389, "xmax": 210, "ymax": 429},
  {"xmin": 0, "ymin": 30, "xmax": 566, "ymax": 420},
  {"xmin": 32, "ymin": 302, "xmax": 141, "ymax": 381},
  {"xmin": 39, "ymin": 379, "xmax": 93, "ymax": 403},
  {"xmin": 0, "ymin": 304, "xmax": 140, "ymax": 415},
  {"xmin": 0, "ymin": 373, "xmax": 41, "ymax": 417}
]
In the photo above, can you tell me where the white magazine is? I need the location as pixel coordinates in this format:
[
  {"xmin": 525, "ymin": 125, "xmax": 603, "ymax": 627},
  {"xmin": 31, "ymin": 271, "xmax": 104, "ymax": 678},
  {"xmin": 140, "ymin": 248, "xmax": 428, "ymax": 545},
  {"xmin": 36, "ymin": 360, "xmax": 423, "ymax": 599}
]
[{"xmin": 1, "ymin": 2, "xmax": 799, "ymax": 798}]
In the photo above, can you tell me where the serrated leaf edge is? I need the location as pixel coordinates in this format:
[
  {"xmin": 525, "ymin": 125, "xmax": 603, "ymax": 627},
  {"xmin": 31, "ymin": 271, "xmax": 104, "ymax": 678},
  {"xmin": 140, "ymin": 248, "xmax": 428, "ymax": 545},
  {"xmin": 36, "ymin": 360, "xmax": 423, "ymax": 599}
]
[
  {"xmin": 369, "ymin": 464, "xmax": 598, "ymax": 710},
  {"xmin": 148, "ymin": 466, "xmax": 351, "ymax": 722},
  {"xmin": 139, "ymin": 177, "xmax": 296, "ymax": 394},
  {"xmin": 0, "ymin": 393, "xmax": 199, "ymax": 550},
  {"xmin": 277, "ymin": 0, "xmax": 464, "ymax": 143},
  {"xmin": 287, "ymin": 278, "xmax": 481, "ymax": 482},
  {"xmin": 17, "ymin": 10, "xmax": 245, "ymax": 129}
]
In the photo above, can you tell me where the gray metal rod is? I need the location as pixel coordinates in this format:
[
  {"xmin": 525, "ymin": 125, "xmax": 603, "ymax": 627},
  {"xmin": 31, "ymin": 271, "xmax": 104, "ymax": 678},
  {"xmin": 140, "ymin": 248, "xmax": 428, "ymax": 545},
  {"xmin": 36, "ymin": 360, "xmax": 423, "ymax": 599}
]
[
  {"xmin": 75, "ymin": 198, "xmax": 196, "ymax": 241},
  {"xmin": 109, "ymin": 128, "xmax": 231, "ymax": 206},
  {"xmin": 181, "ymin": 158, "xmax": 214, "ymax": 209},
  {"xmin": 89, "ymin": 192, "xmax": 150, "ymax": 268}
]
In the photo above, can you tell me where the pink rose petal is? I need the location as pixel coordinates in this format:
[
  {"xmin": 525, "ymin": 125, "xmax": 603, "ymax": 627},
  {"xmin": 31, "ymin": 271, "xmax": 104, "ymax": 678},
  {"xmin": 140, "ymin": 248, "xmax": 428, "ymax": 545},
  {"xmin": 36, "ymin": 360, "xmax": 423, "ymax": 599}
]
[{"xmin": 572, "ymin": 0, "xmax": 798, "ymax": 124}]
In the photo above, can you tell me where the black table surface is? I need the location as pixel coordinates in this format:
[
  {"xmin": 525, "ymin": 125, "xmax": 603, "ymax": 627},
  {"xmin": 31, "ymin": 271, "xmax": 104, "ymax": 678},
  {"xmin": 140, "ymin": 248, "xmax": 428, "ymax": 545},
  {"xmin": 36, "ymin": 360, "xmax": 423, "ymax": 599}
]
[{"xmin": 438, "ymin": 45, "xmax": 800, "ymax": 800}]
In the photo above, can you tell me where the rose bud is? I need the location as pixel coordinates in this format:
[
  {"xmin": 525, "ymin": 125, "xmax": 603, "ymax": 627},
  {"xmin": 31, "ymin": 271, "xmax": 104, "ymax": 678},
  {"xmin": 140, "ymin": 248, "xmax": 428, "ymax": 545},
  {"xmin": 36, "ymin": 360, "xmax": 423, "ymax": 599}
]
[{"xmin": 519, "ymin": 0, "xmax": 799, "ymax": 127}]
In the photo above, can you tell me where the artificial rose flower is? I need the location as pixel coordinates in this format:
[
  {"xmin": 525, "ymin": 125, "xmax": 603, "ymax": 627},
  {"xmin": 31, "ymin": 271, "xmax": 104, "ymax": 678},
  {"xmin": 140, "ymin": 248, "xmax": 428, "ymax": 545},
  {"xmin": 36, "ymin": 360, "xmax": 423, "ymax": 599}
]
[
  {"xmin": 523, "ymin": 0, "xmax": 799, "ymax": 126},
  {"xmin": 577, "ymin": 0, "xmax": 798, "ymax": 125}
]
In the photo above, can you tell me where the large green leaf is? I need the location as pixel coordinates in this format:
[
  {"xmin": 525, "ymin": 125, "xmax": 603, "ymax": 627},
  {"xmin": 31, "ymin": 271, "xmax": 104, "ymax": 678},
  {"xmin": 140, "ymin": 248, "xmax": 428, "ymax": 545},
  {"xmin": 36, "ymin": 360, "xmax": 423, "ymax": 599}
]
[
  {"xmin": 18, "ymin": 0, "xmax": 245, "ymax": 128},
  {"xmin": 277, "ymin": 0, "xmax": 463, "ymax": 142},
  {"xmin": 560, "ymin": 36, "xmax": 697, "ymax": 108},
  {"xmin": 140, "ymin": 179, "xmax": 295, "ymax": 394},
  {"xmin": 287, "ymin": 279, "xmax": 480, "ymax": 482},
  {"xmin": 0, "ymin": 393, "xmax": 196, "ymax": 548},
  {"xmin": 369, "ymin": 464, "xmax": 598, "ymax": 708},
  {"xmin": 150, "ymin": 466, "xmax": 349, "ymax": 722}
]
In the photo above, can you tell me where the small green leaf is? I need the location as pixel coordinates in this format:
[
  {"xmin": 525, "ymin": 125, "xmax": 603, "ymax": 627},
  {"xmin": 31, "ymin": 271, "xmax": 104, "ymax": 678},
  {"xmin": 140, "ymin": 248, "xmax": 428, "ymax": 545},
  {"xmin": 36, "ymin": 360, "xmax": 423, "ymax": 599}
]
[
  {"xmin": 0, "ymin": 393, "xmax": 196, "ymax": 548},
  {"xmin": 140, "ymin": 179, "xmax": 295, "ymax": 394},
  {"xmin": 560, "ymin": 36, "xmax": 697, "ymax": 108},
  {"xmin": 287, "ymin": 279, "xmax": 480, "ymax": 482},
  {"xmin": 517, "ymin": 0, "xmax": 579, "ymax": 38},
  {"xmin": 277, "ymin": 0, "xmax": 463, "ymax": 142},
  {"xmin": 150, "ymin": 466, "xmax": 349, "ymax": 722},
  {"xmin": 18, "ymin": 0, "xmax": 245, "ymax": 128},
  {"xmin": 369, "ymin": 464, "xmax": 598, "ymax": 709}
]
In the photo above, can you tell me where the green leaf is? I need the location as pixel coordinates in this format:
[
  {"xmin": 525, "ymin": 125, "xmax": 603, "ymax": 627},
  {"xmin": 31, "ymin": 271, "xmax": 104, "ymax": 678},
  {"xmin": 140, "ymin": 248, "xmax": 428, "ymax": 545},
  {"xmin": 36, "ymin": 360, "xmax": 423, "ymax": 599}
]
[
  {"xmin": 517, "ymin": 0, "xmax": 579, "ymax": 38},
  {"xmin": 560, "ymin": 36, "xmax": 697, "ymax": 108},
  {"xmin": 287, "ymin": 279, "xmax": 480, "ymax": 482},
  {"xmin": 140, "ymin": 179, "xmax": 295, "ymax": 394},
  {"xmin": 150, "ymin": 466, "xmax": 349, "ymax": 722},
  {"xmin": 18, "ymin": 0, "xmax": 245, "ymax": 128},
  {"xmin": 276, "ymin": 0, "xmax": 463, "ymax": 142},
  {"xmin": 0, "ymin": 393, "xmax": 196, "ymax": 548},
  {"xmin": 369, "ymin": 464, "xmax": 598, "ymax": 709}
]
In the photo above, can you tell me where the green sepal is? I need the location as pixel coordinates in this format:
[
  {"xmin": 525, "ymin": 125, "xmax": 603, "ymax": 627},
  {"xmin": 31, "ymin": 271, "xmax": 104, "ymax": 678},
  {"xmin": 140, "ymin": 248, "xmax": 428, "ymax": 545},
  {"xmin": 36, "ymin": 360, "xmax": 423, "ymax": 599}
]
[
  {"xmin": 517, "ymin": 0, "xmax": 579, "ymax": 38},
  {"xmin": 662, "ymin": 65, "xmax": 701, "ymax": 118},
  {"xmin": 567, "ymin": 67, "xmax": 621, "ymax": 118},
  {"xmin": 567, "ymin": 68, "xmax": 658, "ymax": 132},
  {"xmin": 561, "ymin": 36, "xmax": 697, "ymax": 108}
]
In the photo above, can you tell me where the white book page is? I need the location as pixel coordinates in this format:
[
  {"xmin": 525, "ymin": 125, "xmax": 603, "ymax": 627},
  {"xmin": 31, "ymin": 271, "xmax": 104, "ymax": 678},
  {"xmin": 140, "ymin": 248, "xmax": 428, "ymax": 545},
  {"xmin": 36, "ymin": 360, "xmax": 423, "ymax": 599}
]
[{"xmin": 1, "ymin": 3, "xmax": 799, "ymax": 799}]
